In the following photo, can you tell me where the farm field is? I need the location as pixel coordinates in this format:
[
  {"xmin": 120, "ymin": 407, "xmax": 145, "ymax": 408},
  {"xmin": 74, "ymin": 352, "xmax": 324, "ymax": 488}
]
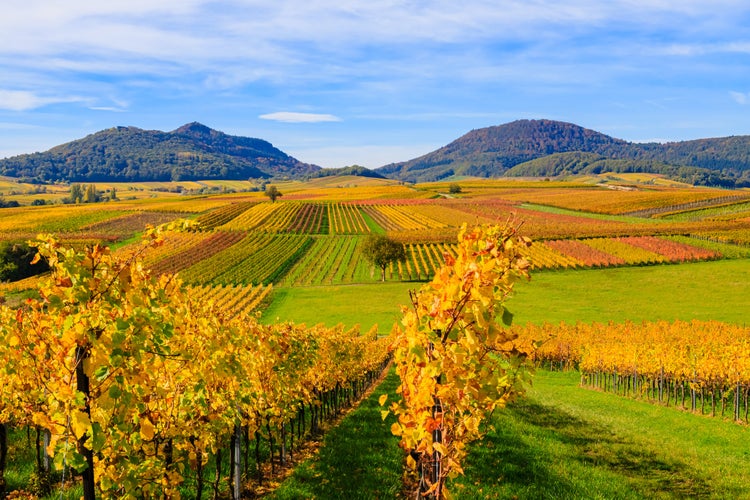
[
  {"xmin": 266, "ymin": 257, "xmax": 750, "ymax": 499},
  {"xmin": 2, "ymin": 174, "xmax": 750, "ymax": 498},
  {"xmin": 262, "ymin": 257, "xmax": 750, "ymax": 328},
  {"xmin": 271, "ymin": 367, "xmax": 750, "ymax": 499}
]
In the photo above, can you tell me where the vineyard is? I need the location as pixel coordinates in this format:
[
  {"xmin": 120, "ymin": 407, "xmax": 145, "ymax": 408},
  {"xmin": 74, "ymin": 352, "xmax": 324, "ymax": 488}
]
[
  {"xmin": 1, "ymin": 180, "xmax": 748, "ymax": 294},
  {"xmin": 1, "ymin": 176, "xmax": 750, "ymax": 498},
  {"xmin": 514, "ymin": 319, "xmax": 750, "ymax": 421},
  {"xmin": 0, "ymin": 230, "xmax": 392, "ymax": 499}
]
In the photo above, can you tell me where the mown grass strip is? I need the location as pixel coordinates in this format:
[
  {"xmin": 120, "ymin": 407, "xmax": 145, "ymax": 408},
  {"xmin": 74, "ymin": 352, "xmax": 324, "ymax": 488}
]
[
  {"xmin": 521, "ymin": 202, "xmax": 662, "ymax": 224},
  {"xmin": 262, "ymin": 282, "xmax": 411, "ymax": 332},
  {"xmin": 270, "ymin": 369, "xmax": 403, "ymax": 499},
  {"xmin": 361, "ymin": 210, "xmax": 386, "ymax": 234},
  {"xmin": 514, "ymin": 258, "xmax": 750, "ymax": 325},
  {"xmin": 457, "ymin": 370, "xmax": 750, "ymax": 499},
  {"xmin": 265, "ymin": 258, "xmax": 750, "ymax": 330}
]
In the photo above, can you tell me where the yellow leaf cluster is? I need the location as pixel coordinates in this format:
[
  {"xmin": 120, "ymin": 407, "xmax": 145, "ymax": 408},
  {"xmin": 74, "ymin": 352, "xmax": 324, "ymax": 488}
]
[
  {"xmin": 1, "ymin": 222, "xmax": 392, "ymax": 498},
  {"xmin": 390, "ymin": 220, "xmax": 533, "ymax": 497}
]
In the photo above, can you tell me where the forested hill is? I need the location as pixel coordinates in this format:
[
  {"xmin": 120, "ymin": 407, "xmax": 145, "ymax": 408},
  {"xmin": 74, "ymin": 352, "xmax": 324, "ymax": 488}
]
[
  {"xmin": 0, "ymin": 122, "xmax": 321, "ymax": 183},
  {"xmin": 377, "ymin": 119, "xmax": 750, "ymax": 186}
]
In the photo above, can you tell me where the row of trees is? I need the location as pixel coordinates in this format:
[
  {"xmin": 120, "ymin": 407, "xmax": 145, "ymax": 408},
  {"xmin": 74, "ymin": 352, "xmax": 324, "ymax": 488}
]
[{"xmin": 64, "ymin": 184, "xmax": 118, "ymax": 204}]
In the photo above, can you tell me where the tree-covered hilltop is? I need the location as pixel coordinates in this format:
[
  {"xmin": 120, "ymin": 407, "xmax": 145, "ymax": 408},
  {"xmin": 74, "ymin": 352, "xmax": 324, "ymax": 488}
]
[
  {"xmin": 309, "ymin": 164, "xmax": 385, "ymax": 179},
  {"xmin": 0, "ymin": 122, "xmax": 321, "ymax": 183},
  {"xmin": 377, "ymin": 119, "xmax": 750, "ymax": 187},
  {"xmin": 505, "ymin": 152, "xmax": 739, "ymax": 187},
  {"xmin": 377, "ymin": 120, "xmax": 635, "ymax": 182}
]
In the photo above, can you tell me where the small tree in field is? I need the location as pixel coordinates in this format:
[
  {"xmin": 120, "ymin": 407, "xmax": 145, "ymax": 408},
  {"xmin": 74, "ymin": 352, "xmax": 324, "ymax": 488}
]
[
  {"xmin": 265, "ymin": 185, "xmax": 282, "ymax": 203},
  {"xmin": 362, "ymin": 235, "xmax": 406, "ymax": 281}
]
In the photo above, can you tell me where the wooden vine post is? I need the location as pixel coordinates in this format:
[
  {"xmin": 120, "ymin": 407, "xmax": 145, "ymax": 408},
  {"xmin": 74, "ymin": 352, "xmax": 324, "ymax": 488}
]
[
  {"xmin": 74, "ymin": 345, "xmax": 96, "ymax": 500},
  {"xmin": 386, "ymin": 220, "xmax": 534, "ymax": 499}
]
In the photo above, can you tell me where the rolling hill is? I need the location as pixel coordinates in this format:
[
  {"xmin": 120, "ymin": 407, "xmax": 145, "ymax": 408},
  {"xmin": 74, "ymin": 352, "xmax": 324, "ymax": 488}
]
[
  {"xmin": 0, "ymin": 122, "xmax": 321, "ymax": 183},
  {"xmin": 3, "ymin": 119, "xmax": 750, "ymax": 187},
  {"xmin": 377, "ymin": 119, "xmax": 750, "ymax": 186}
]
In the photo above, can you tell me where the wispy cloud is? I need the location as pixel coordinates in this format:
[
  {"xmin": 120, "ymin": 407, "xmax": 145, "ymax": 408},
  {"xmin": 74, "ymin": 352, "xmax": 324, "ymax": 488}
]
[
  {"xmin": 730, "ymin": 91, "xmax": 749, "ymax": 104},
  {"xmin": 259, "ymin": 112, "xmax": 341, "ymax": 123},
  {"xmin": 89, "ymin": 97, "xmax": 130, "ymax": 113},
  {"xmin": 1, "ymin": 1, "xmax": 750, "ymax": 163},
  {"xmin": 661, "ymin": 41, "xmax": 750, "ymax": 57},
  {"xmin": 0, "ymin": 90, "xmax": 86, "ymax": 111},
  {"xmin": 90, "ymin": 106, "xmax": 128, "ymax": 112},
  {"xmin": 0, "ymin": 122, "xmax": 40, "ymax": 130}
]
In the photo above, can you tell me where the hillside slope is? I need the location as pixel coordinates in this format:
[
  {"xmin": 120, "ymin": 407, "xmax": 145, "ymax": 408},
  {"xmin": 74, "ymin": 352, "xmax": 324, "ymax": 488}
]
[
  {"xmin": 0, "ymin": 122, "xmax": 320, "ymax": 182},
  {"xmin": 377, "ymin": 120, "xmax": 750, "ymax": 186}
]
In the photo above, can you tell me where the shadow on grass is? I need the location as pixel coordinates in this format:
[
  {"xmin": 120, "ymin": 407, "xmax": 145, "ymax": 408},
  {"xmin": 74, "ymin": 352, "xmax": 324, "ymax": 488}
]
[{"xmin": 458, "ymin": 399, "xmax": 712, "ymax": 499}]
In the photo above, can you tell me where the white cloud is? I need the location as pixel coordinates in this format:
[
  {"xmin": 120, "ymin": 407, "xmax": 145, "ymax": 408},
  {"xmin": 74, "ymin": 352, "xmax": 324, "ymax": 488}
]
[
  {"xmin": 0, "ymin": 90, "xmax": 85, "ymax": 111},
  {"xmin": 661, "ymin": 41, "xmax": 750, "ymax": 57},
  {"xmin": 89, "ymin": 97, "xmax": 130, "ymax": 113},
  {"xmin": 0, "ymin": 0, "xmax": 744, "ymax": 109},
  {"xmin": 730, "ymin": 91, "xmax": 749, "ymax": 105},
  {"xmin": 0, "ymin": 0, "xmax": 749, "ymax": 150},
  {"xmin": 259, "ymin": 112, "xmax": 342, "ymax": 123},
  {"xmin": 89, "ymin": 106, "xmax": 128, "ymax": 112},
  {"xmin": 0, "ymin": 122, "xmax": 39, "ymax": 130},
  {"xmin": 2, "ymin": 1, "xmax": 745, "ymax": 73}
]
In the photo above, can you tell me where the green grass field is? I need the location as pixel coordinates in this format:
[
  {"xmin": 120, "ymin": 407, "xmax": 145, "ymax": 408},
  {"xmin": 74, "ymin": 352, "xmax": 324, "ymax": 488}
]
[
  {"xmin": 272, "ymin": 369, "xmax": 750, "ymax": 499},
  {"xmin": 263, "ymin": 258, "xmax": 750, "ymax": 332},
  {"xmin": 513, "ymin": 258, "xmax": 750, "ymax": 325},
  {"xmin": 455, "ymin": 370, "xmax": 750, "ymax": 499},
  {"xmin": 268, "ymin": 258, "xmax": 750, "ymax": 498},
  {"xmin": 262, "ymin": 282, "xmax": 415, "ymax": 333}
]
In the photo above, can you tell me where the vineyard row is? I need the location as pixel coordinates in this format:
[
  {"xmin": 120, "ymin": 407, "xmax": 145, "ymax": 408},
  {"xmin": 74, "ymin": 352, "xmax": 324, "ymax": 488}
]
[
  {"xmin": 0, "ymin": 233, "xmax": 393, "ymax": 498},
  {"xmin": 514, "ymin": 319, "xmax": 750, "ymax": 422}
]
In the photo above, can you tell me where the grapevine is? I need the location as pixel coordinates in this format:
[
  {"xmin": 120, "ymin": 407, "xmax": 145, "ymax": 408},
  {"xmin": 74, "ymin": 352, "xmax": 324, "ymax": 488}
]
[
  {"xmin": 0, "ymin": 222, "xmax": 391, "ymax": 498},
  {"xmin": 387, "ymin": 220, "xmax": 532, "ymax": 499}
]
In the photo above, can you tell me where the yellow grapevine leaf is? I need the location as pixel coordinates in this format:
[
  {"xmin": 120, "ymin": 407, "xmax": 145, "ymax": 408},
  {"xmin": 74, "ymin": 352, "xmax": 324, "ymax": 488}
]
[
  {"xmin": 71, "ymin": 410, "xmax": 91, "ymax": 439},
  {"xmin": 433, "ymin": 442, "xmax": 448, "ymax": 456},
  {"xmin": 378, "ymin": 394, "xmax": 388, "ymax": 406},
  {"xmin": 381, "ymin": 410, "xmax": 390, "ymax": 421},
  {"xmin": 140, "ymin": 417, "xmax": 156, "ymax": 441}
]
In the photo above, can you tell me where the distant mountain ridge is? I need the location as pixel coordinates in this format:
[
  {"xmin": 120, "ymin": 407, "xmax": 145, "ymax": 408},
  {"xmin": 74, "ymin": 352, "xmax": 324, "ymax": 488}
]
[
  {"xmin": 377, "ymin": 119, "xmax": 750, "ymax": 187},
  {"xmin": 4, "ymin": 119, "xmax": 750, "ymax": 186},
  {"xmin": 0, "ymin": 122, "xmax": 320, "ymax": 182}
]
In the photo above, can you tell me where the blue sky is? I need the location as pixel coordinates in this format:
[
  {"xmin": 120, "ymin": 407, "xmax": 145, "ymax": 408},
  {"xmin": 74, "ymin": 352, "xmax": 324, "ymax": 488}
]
[{"xmin": 1, "ymin": 1, "xmax": 750, "ymax": 169}]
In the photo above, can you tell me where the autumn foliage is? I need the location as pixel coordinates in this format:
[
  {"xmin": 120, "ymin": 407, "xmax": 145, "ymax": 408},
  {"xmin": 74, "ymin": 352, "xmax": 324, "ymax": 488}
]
[
  {"xmin": 387, "ymin": 220, "xmax": 532, "ymax": 498},
  {"xmin": 0, "ymin": 222, "xmax": 391, "ymax": 498}
]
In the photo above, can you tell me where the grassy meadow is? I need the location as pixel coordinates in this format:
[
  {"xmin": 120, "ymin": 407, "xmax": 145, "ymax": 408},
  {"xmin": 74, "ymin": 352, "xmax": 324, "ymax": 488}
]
[
  {"xmin": 2, "ymin": 174, "xmax": 750, "ymax": 498},
  {"xmin": 263, "ymin": 282, "xmax": 414, "ymax": 333},
  {"xmin": 271, "ymin": 366, "xmax": 750, "ymax": 499},
  {"xmin": 263, "ymin": 258, "xmax": 750, "ymax": 330},
  {"xmin": 266, "ymin": 258, "xmax": 750, "ymax": 498}
]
